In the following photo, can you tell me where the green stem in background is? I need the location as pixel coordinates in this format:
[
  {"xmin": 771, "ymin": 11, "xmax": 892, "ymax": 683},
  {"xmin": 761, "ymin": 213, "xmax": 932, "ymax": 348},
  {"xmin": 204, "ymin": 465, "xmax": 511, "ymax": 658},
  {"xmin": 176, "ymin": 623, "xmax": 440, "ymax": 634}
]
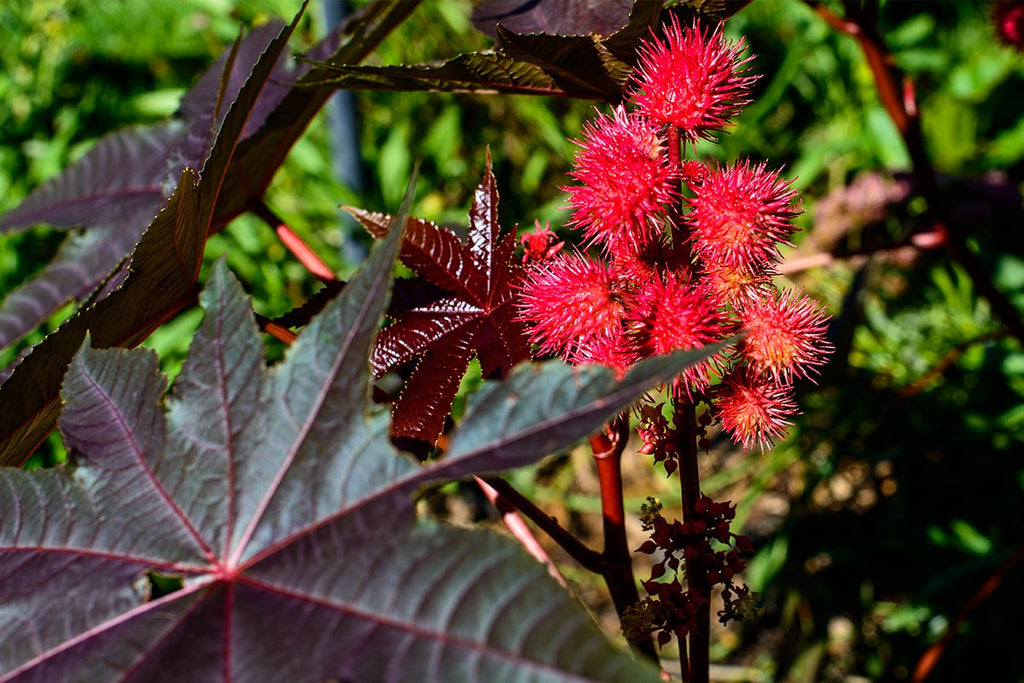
[
  {"xmin": 252, "ymin": 200, "xmax": 338, "ymax": 284},
  {"xmin": 675, "ymin": 399, "xmax": 709, "ymax": 683}
]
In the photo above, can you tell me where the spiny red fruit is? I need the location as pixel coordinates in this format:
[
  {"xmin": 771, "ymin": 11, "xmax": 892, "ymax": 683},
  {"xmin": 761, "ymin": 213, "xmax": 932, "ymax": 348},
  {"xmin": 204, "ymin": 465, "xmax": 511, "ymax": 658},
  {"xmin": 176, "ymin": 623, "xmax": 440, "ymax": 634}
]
[
  {"xmin": 518, "ymin": 253, "xmax": 626, "ymax": 362},
  {"xmin": 688, "ymin": 160, "xmax": 801, "ymax": 269},
  {"xmin": 630, "ymin": 271, "xmax": 731, "ymax": 395},
  {"xmin": 572, "ymin": 328, "xmax": 639, "ymax": 375},
  {"xmin": 716, "ymin": 369, "xmax": 797, "ymax": 451},
  {"xmin": 740, "ymin": 289, "xmax": 833, "ymax": 382},
  {"xmin": 632, "ymin": 272, "xmax": 726, "ymax": 355},
  {"xmin": 565, "ymin": 106, "xmax": 678, "ymax": 257},
  {"xmin": 700, "ymin": 259, "xmax": 775, "ymax": 309},
  {"xmin": 517, "ymin": 18, "xmax": 832, "ymax": 453},
  {"xmin": 630, "ymin": 17, "xmax": 756, "ymax": 141}
]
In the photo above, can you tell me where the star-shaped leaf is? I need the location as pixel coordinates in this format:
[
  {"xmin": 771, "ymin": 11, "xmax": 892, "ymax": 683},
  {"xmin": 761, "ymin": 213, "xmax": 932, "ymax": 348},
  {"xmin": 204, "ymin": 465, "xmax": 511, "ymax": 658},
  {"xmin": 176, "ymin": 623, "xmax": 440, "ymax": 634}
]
[
  {"xmin": 0, "ymin": 193, "xmax": 723, "ymax": 679},
  {"xmin": 345, "ymin": 152, "xmax": 531, "ymax": 447},
  {"xmin": 470, "ymin": 0, "xmax": 753, "ymax": 40}
]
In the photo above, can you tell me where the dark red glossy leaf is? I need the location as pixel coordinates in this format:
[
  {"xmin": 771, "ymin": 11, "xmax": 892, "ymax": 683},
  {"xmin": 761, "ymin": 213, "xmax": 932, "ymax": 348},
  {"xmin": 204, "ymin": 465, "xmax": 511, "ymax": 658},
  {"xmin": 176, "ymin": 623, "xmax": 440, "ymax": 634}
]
[{"xmin": 345, "ymin": 152, "xmax": 532, "ymax": 446}]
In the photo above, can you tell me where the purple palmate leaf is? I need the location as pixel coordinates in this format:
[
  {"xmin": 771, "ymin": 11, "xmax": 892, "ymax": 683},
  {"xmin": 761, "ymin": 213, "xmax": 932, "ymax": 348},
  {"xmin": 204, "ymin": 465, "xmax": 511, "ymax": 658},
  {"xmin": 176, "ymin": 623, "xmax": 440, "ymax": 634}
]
[
  {"xmin": 0, "ymin": 208, "xmax": 713, "ymax": 679},
  {"xmin": 0, "ymin": 2, "xmax": 418, "ymax": 359},
  {"xmin": 471, "ymin": 0, "xmax": 751, "ymax": 40},
  {"xmin": 0, "ymin": 8, "xmax": 303, "ymax": 467},
  {"xmin": 0, "ymin": 122, "xmax": 181, "ymax": 234},
  {"xmin": 0, "ymin": 24, "xmax": 278, "ymax": 354},
  {"xmin": 0, "ymin": 20, "xmax": 292, "ymax": 240},
  {"xmin": 306, "ymin": 2, "xmax": 663, "ymax": 102},
  {"xmin": 0, "ymin": 225, "xmax": 132, "ymax": 351},
  {"xmin": 471, "ymin": 0, "xmax": 634, "ymax": 39}
]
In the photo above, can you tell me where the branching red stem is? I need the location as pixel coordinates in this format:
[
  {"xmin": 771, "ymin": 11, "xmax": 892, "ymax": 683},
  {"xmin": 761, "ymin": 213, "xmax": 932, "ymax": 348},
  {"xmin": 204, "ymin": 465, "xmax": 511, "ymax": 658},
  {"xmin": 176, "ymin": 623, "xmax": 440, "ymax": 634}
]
[
  {"xmin": 252, "ymin": 201, "xmax": 338, "ymax": 284},
  {"xmin": 665, "ymin": 126, "xmax": 691, "ymax": 266},
  {"xmin": 591, "ymin": 416, "xmax": 660, "ymax": 663},
  {"xmin": 254, "ymin": 313, "xmax": 297, "ymax": 345},
  {"xmin": 477, "ymin": 476, "xmax": 606, "ymax": 573},
  {"xmin": 675, "ymin": 399, "xmax": 709, "ymax": 683},
  {"xmin": 474, "ymin": 476, "xmax": 568, "ymax": 588},
  {"xmin": 812, "ymin": 1, "xmax": 1024, "ymax": 346},
  {"xmin": 480, "ymin": 415, "xmax": 661, "ymax": 663}
]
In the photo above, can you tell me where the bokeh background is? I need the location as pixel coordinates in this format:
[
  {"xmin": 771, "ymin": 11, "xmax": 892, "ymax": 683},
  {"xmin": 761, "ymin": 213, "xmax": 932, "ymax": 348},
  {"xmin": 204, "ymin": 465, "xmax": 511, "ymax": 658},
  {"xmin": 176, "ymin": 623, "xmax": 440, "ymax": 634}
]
[{"xmin": 2, "ymin": 1, "xmax": 1023, "ymax": 680}]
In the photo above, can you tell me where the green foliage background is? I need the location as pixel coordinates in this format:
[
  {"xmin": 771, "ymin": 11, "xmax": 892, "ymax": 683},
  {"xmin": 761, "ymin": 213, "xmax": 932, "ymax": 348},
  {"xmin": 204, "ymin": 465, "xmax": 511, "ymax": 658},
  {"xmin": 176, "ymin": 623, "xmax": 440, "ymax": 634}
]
[{"xmin": 2, "ymin": 0, "xmax": 1024, "ymax": 680}]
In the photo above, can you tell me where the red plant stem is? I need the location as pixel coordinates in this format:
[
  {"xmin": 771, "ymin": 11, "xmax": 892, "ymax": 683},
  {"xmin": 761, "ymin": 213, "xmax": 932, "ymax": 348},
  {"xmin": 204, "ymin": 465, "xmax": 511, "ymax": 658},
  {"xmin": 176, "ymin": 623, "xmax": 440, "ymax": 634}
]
[
  {"xmin": 254, "ymin": 313, "xmax": 298, "ymax": 345},
  {"xmin": 252, "ymin": 201, "xmax": 338, "ymax": 284},
  {"xmin": 812, "ymin": 1, "xmax": 1024, "ymax": 346},
  {"xmin": 474, "ymin": 476, "xmax": 568, "ymax": 588},
  {"xmin": 590, "ymin": 416, "xmax": 660, "ymax": 663},
  {"xmin": 481, "ymin": 418, "xmax": 661, "ymax": 663},
  {"xmin": 478, "ymin": 476, "xmax": 606, "ymax": 573},
  {"xmin": 590, "ymin": 419, "xmax": 636, "ymax": 609},
  {"xmin": 665, "ymin": 126, "xmax": 692, "ymax": 266},
  {"xmin": 913, "ymin": 546, "xmax": 1024, "ymax": 681},
  {"xmin": 676, "ymin": 399, "xmax": 709, "ymax": 683}
]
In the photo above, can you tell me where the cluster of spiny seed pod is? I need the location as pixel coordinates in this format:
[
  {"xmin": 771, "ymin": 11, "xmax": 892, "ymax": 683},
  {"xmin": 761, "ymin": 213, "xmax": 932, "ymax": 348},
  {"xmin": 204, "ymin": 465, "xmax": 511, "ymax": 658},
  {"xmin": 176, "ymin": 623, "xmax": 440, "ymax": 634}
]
[
  {"xmin": 622, "ymin": 496, "xmax": 756, "ymax": 645},
  {"xmin": 518, "ymin": 17, "xmax": 833, "ymax": 451}
]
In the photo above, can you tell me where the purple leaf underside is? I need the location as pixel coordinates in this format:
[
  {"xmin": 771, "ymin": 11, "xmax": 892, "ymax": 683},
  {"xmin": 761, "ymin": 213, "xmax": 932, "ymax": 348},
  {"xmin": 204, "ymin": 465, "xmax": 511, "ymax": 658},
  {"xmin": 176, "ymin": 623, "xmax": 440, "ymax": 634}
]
[
  {"xmin": 308, "ymin": 1, "xmax": 666, "ymax": 101},
  {"xmin": 0, "ymin": 225, "xmax": 140, "ymax": 354},
  {"xmin": 0, "ymin": 1, "xmax": 415, "ymax": 361},
  {"xmin": 0, "ymin": 23, "xmax": 285, "ymax": 357},
  {"xmin": 0, "ymin": 8, "xmax": 303, "ymax": 467},
  {"xmin": 471, "ymin": 0, "xmax": 634, "ymax": 39},
  {"xmin": 0, "ymin": 231, "xmax": 674, "ymax": 681},
  {"xmin": 470, "ymin": 0, "xmax": 752, "ymax": 40}
]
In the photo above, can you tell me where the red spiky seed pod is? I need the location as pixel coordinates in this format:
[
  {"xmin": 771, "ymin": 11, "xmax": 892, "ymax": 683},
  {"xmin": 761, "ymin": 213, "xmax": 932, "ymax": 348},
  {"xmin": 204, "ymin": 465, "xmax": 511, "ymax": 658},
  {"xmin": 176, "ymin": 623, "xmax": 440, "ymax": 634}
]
[
  {"xmin": 740, "ymin": 289, "xmax": 833, "ymax": 382},
  {"xmin": 687, "ymin": 160, "xmax": 801, "ymax": 269},
  {"xmin": 518, "ymin": 253, "xmax": 627, "ymax": 362},
  {"xmin": 715, "ymin": 368, "xmax": 798, "ymax": 451},
  {"xmin": 565, "ymin": 106, "xmax": 679, "ymax": 257},
  {"xmin": 629, "ymin": 17, "xmax": 757, "ymax": 141},
  {"xmin": 629, "ymin": 271, "xmax": 732, "ymax": 396},
  {"xmin": 993, "ymin": 1, "xmax": 1024, "ymax": 50}
]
